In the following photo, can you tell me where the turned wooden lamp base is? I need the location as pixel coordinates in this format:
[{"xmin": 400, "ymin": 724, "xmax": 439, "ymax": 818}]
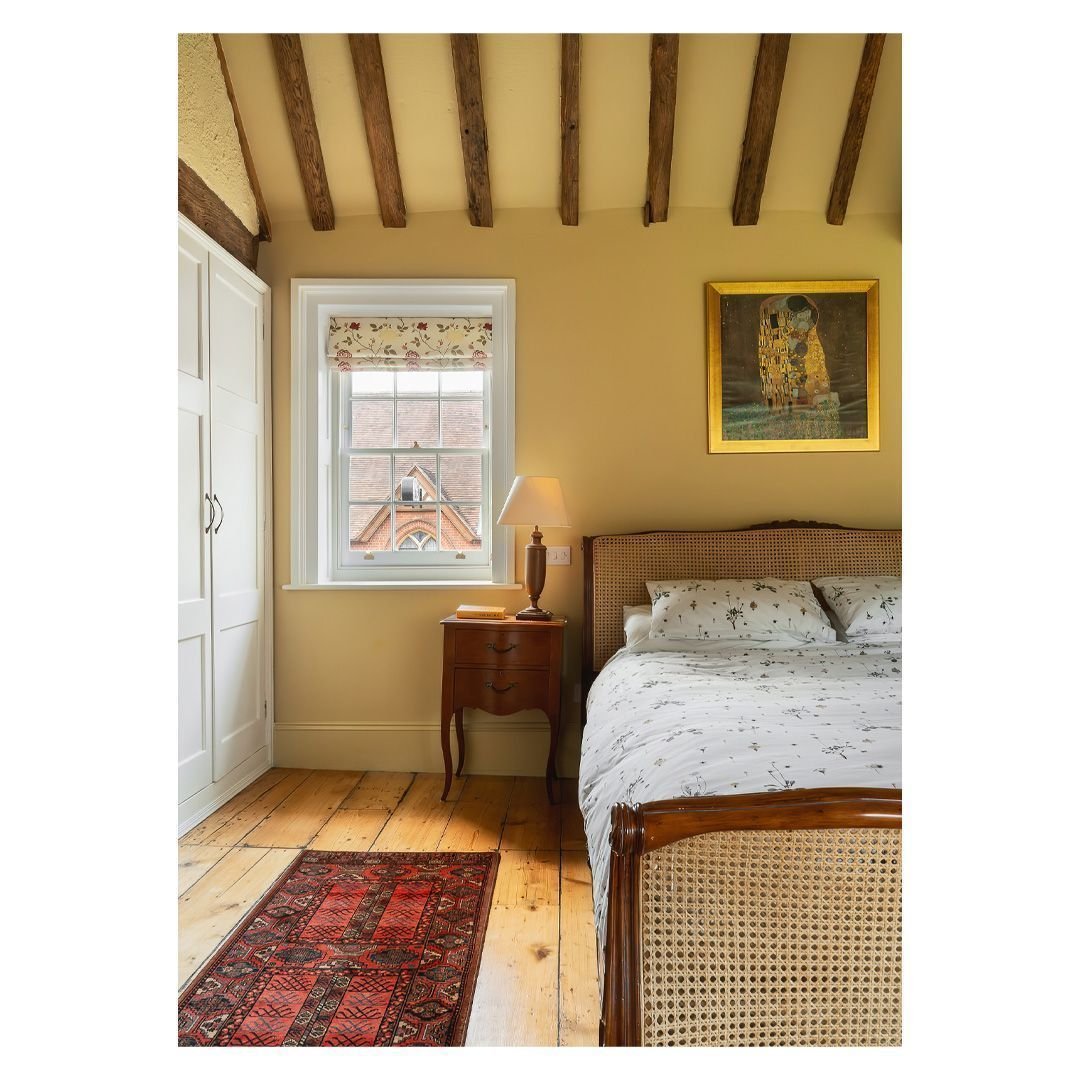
[
  {"xmin": 515, "ymin": 527, "xmax": 553, "ymax": 620},
  {"xmin": 516, "ymin": 606, "xmax": 554, "ymax": 621}
]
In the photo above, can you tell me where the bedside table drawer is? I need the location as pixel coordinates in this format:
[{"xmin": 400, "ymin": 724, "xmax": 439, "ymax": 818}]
[
  {"xmin": 454, "ymin": 668, "xmax": 549, "ymax": 716},
  {"xmin": 452, "ymin": 628, "xmax": 551, "ymax": 669}
]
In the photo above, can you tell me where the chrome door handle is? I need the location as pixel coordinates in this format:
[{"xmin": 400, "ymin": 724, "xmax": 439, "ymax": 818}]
[
  {"xmin": 484, "ymin": 681, "xmax": 517, "ymax": 693},
  {"xmin": 486, "ymin": 642, "xmax": 518, "ymax": 654},
  {"xmin": 213, "ymin": 495, "xmax": 224, "ymax": 534},
  {"xmin": 204, "ymin": 493, "xmax": 215, "ymax": 534}
]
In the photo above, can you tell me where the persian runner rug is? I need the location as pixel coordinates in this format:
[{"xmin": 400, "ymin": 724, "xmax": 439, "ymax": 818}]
[{"xmin": 179, "ymin": 850, "xmax": 499, "ymax": 1047}]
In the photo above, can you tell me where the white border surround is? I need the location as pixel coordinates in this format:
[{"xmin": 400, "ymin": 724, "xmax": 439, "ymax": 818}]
[
  {"xmin": 178, "ymin": 214, "xmax": 274, "ymax": 836},
  {"xmin": 289, "ymin": 279, "xmax": 516, "ymax": 588}
]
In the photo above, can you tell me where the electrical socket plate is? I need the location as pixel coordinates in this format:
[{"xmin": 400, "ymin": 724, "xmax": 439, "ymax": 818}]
[{"xmin": 546, "ymin": 546, "xmax": 571, "ymax": 566}]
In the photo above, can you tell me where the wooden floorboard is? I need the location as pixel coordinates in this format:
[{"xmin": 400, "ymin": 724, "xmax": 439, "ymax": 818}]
[
  {"xmin": 558, "ymin": 850, "xmax": 600, "ymax": 1046},
  {"xmin": 561, "ymin": 800, "xmax": 588, "ymax": 852},
  {"xmin": 465, "ymin": 849, "xmax": 561, "ymax": 1046},
  {"xmin": 241, "ymin": 770, "xmax": 361, "ymax": 848},
  {"xmin": 310, "ymin": 808, "xmax": 390, "ymax": 851},
  {"xmin": 502, "ymin": 776, "xmax": 561, "ymax": 850},
  {"xmin": 340, "ymin": 770, "xmax": 413, "ymax": 810},
  {"xmin": 369, "ymin": 773, "xmax": 459, "ymax": 851},
  {"xmin": 179, "ymin": 768, "xmax": 299, "ymax": 845},
  {"xmin": 184, "ymin": 769, "xmax": 312, "ymax": 848},
  {"xmin": 177, "ymin": 768, "xmax": 599, "ymax": 1045},
  {"xmin": 439, "ymin": 775, "xmax": 514, "ymax": 851},
  {"xmin": 178, "ymin": 844, "xmax": 232, "ymax": 896}
]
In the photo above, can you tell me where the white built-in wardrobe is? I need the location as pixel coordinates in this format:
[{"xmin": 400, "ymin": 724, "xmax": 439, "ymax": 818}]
[{"xmin": 178, "ymin": 217, "xmax": 272, "ymax": 834}]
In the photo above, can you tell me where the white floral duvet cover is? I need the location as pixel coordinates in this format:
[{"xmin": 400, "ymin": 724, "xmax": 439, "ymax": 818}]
[{"xmin": 579, "ymin": 638, "xmax": 902, "ymax": 961}]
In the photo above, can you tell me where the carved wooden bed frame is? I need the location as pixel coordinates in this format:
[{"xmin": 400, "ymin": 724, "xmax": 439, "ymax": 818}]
[{"xmin": 581, "ymin": 522, "xmax": 902, "ymax": 1046}]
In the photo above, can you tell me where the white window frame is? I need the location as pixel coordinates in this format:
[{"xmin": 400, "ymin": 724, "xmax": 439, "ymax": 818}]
[{"xmin": 289, "ymin": 279, "xmax": 515, "ymax": 587}]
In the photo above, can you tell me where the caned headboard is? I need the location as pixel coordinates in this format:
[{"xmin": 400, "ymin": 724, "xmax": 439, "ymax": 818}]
[{"xmin": 582, "ymin": 521, "xmax": 901, "ymax": 691}]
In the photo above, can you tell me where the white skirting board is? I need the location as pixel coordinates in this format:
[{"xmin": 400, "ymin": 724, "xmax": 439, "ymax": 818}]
[
  {"xmin": 178, "ymin": 745, "xmax": 272, "ymax": 836},
  {"xmin": 272, "ymin": 715, "xmax": 582, "ymax": 778}
]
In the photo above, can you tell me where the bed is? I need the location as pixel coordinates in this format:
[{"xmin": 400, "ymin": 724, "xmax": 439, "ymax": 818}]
[{"xmin": 579, "ymin": 522, "xmax": 902, "ymax": 1046}]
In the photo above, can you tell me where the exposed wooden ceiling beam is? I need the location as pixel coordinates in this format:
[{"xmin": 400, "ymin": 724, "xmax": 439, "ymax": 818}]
[
  {"xmin": 270, "ymin": 33, "xmax": 335, "ymax": 231},
  {"xmin": 732, "ymin": 33, "xmax": 791, "ymax": 226},
  {"xmin": 348, "ymin": 34, "xmax": 406, "ymax": 228},
  {"xmin": 644, "ymin": 34, "xmax": 680, "ymax": 225},
  {"xmin": 560, "ymin": 34, "xmax": 581, "ymax": 226},
  {"xmin": 449, "ymin": 34, "xmax": 493, "ymax": 228},
  {"xmin": 827, "ymin": 34, "xmax": 887, "ymax": 225},
  {"xmin": 178, "ymin": 159, "xmax": 259, "ymax": 271},
  {"xmin": 213, "ymin": 34, "xmax": 271, "ymax": 242}
]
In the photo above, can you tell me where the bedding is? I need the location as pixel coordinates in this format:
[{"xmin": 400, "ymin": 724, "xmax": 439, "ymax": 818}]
[
  {"xmin": 579, "ymin": 636, "xmax": 902, "ymax": 959},
  {"xmin": 647, "ymin": 577, "xmax": 836, "ymax": 644},
  {"xmin": 814, "ymin": 575, "xmax": 902, "ymax": 639},
  {"xmin": 623, "ymin": 605, "xmax": 651, "ymax": 648}
]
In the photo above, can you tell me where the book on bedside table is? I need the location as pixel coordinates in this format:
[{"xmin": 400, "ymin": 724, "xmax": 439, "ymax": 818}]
[{"xmin": 454, "ymin": 604, "xmax": 507, "ymax": 620}]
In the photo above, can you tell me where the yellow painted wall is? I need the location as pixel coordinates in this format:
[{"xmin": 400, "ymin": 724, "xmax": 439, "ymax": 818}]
[
  {"xmin": 178, "ymin": 33, "xmax": 260, "ymax": 235},
  {"xmin": 258, "ymin": 208, "xmax": 901, "ymax": 777}
]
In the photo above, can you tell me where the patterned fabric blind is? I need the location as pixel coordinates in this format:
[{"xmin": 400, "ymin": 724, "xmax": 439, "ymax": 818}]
[{"xmin": 327, "ymin": 316, "xmax": 494, "ymax": 371}]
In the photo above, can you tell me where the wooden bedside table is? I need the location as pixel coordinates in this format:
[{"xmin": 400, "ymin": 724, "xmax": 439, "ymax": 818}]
[{"xmin": 440, "ymin": 615, "xmax": 566, "ymax": 803}]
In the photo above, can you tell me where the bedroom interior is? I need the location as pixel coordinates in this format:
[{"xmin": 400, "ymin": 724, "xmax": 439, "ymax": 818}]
[{"xmin": 177, "ymin": 29, "xmax": 903, "ymax": 1048}]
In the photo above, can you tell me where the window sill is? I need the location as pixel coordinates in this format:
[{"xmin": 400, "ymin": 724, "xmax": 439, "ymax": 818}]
[{"xmin": 282, "ymin": 582, "xmax": 524, "ymax": 592}]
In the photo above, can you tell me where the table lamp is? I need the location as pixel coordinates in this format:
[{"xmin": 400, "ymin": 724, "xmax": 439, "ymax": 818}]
[{"xmin": 496, "ymin": 476, "xmax": 570, "ymax": 620}]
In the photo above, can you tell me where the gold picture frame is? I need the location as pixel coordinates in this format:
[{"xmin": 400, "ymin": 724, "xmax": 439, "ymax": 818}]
[{"xmin": 706, "ymin": 279, "xmax": 880, "ymax": 453}]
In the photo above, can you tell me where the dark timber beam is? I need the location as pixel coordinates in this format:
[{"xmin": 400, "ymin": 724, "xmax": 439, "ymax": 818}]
[
  {"xmin": 348, "ymin": 34, "xmax": 406, "ymax": 228},
  {"xmin": 732, "ymin": 33, "xmax": 791, "ymax": 226},
  {"xmin": 178, "ymin": 159, "xmax": 259, "ymax": 271},
  {"xmin": 644, "ymin": 34, "xmax": 679, "ymax": 225},
  {"xmin": 450, "ymin": 34, "xmax": 493, "ymax": 227},
  {"xmin": 560, "ymin": 34, "xmax": 581, "ymax": 226},
  {"xmin": 213, "ymin": 34, "xmax": 272, "ymax": 241},
  {"xmin": 270, "ymin": 33, "xmax": 335, "ymax": 230},
  {"xmin": 826, "ymin": 33, "xmax": 887, "ymax": 225}
]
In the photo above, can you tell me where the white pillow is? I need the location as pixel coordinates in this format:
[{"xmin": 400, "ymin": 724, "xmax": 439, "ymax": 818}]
[
  {"xmin": 646, "ymin": 578, "xmax": 836, "ymax": 644},
  {"xmin": 622, "ymin": 604, "xmax": 652, "ymax": 649},
  {"xmin": 813, "ymin": 576, "xmax": 902, "ymax": 639}
]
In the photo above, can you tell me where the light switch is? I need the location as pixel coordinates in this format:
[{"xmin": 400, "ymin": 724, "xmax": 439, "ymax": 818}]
[{"xmin": 546, "ymin": 546, "xmax": 571, "ymax": 566}]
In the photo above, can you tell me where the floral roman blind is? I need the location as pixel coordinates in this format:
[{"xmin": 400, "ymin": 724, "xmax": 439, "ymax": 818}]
[{"xmin": 327, "ymin": 316, "xmax": 494, "ymax": 371}]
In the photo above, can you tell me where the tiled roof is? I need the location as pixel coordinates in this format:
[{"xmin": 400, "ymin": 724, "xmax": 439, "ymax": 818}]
[{"xmin": 349, "ymin": 392, "xmax": 483, "ymax": 514}]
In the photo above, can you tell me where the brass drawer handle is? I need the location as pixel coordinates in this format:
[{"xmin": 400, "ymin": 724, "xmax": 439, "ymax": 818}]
[
  {"xmin": 486, "ymin": 642, "xmax": 518, "ymax": 654},
  {"xmin": 484, "ymin": 681, "xmax": 517, "ymax": 693}
]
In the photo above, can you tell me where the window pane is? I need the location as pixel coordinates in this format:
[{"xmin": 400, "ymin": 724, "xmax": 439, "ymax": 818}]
[
  {"xmin": 393, "ymin": 454, "xmax": 436, "ymax": 499},
  {"xmin": 441, "ymin": 371, "xmax": 484, "ymax": 395},
  {"xmin": 349, "ymin": 505, "xmax": 390, "ymax": 551},
  {"xmin": 349, "ymin": 456, "xmax": 391, "ymax": 501},
  {"xmin": 351, "ymin": 371, "xmax": 394, "ymax": 395},
  {"xmin": 351, "ymin": 399, "xmax": 393, "ymax": 448},
  {"xmin": 439, "ymin": 454, "xmax": 482, "ymax": 501},
  {"xmin": 440, "ymin": 399, "xmax": 484, "ymax": 447},
  {"xmin": 396, "ymin": 371, "xmax": 439, "ymax": 395},
  {"xmin": 393, "ymin": 507, "xmax": 437, "ymax": 549},
  {"xmin": 440, "ymin": 504, "xmax": 483, "ymax": 551},
  {"xmin": 396, "ymin": 399, "xmax": 439, "ymax": 448}
]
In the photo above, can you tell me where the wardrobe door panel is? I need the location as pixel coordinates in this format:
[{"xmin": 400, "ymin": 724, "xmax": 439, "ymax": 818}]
[
  {"xmin": 209, "ymin": 253, "xmax": 266, "ymax": 780},
  {"xmin": 178, "ymin": 231, "xmax": 214, "ymax": 802}
]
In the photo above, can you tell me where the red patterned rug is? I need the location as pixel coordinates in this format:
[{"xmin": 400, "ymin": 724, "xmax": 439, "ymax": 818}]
[{"xmin": 179, "ymin": 850, "xmax": 499, "ymax": 1046}]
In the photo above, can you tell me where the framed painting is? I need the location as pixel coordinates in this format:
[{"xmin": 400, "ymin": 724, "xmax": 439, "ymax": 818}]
[{"xmin": 706, "ymin": 280, "xmax": 879, "ymax": 453}]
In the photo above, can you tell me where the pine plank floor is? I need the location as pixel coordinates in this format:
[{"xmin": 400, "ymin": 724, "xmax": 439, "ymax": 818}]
[{"xmin": 178, "ymin": 769, "xmax": 600, "ymax": 1046}]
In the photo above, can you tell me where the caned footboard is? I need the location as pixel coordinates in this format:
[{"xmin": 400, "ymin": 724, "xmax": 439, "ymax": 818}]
[{"xmin": 601, "ymin": 788, "xmax": 902, "ymax": 1047}]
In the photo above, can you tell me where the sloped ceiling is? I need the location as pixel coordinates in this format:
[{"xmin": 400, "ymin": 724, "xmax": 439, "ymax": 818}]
[{"xmin": 217, "ymin": 32, "xmax": 900, "ymax": 226}]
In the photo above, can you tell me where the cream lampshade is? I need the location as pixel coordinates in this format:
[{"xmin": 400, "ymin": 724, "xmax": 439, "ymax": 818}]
[{"xmin": 496, "ymin": 476, "xmax": 570, "ymax": 620}]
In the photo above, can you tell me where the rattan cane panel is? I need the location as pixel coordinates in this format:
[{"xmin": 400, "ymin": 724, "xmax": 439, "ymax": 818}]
[
  {"xmin": 590, "ymin": 527, "xmax": 901, "ymax": 670},
  {"xmin": 639, "ymin": 828, "xmax": 901, "ymax": 1047}
]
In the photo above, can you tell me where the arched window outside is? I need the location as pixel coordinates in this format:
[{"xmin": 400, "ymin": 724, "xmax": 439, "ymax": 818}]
[{"xmin": 399, "ymin": 530, "xmax": 437, "ymax": 551}]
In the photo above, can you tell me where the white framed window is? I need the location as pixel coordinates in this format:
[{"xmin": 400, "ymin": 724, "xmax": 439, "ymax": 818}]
[{"xmin": 290, "ymin": 280, "xmax": 515, "ymax": 587}]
